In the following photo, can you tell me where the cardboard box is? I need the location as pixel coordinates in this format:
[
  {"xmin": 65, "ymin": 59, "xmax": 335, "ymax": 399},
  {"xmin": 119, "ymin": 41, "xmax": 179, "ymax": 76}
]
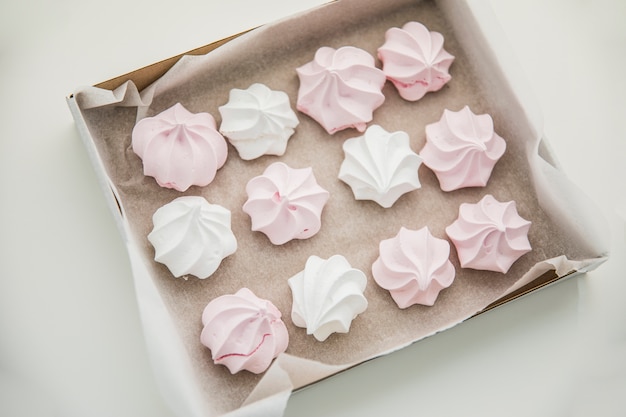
[{"xmin": 67, "ymin": 0, "xmax": 608, "ymax": 416}]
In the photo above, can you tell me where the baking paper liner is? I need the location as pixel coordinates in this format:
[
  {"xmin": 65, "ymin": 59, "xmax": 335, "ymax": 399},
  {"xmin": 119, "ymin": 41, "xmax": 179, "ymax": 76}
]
[{"xmin": 69, "ymin": 0, "xmax": 609, "ymax": 415}]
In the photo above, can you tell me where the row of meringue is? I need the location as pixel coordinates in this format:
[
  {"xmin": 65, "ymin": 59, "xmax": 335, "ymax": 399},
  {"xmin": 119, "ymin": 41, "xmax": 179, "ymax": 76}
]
[
  {"xmin": 296, "ymin": 21, "xmax": 455, "ymax": 134},
  {"xmin": 199, "ymin": 254, "xmax": 368, "ymax": 374},
  {"xmin": 132, "ymin": 99, "xmax": 504, "ymax": 210},
  {"xmin": 148, "ymin": 192, "xmax": 531, "ymax": 283},
  {"xmin": 198, "ymin": 194, "xmax": 531, "ymax": 374},
  {"xmin": 373, "ymin": 194, "xmax": 532, "ymax": 309},
  {"xmin": 374, "ymin": 195, "xmax": 531, "ymax": 309},
  {"xmin": 132, "ymin": 82, "xmax": 299, "ymax": 192},
  {"xmin": 339, "ymin": 105, "xmax": 506, "ymax": 208}
]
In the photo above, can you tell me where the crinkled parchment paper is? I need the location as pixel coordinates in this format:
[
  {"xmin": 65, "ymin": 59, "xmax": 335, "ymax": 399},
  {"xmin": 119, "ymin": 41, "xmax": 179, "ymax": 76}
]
[{"xmin": 69, "ymin": 0, "xmax": 609, "ymax": 416}]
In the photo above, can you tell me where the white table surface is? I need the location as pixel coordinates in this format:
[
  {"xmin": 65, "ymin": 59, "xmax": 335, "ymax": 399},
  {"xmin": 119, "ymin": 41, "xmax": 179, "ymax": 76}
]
[{"xmin": 1, "ymin": 1, "xmax": 625, "ymax": 416}]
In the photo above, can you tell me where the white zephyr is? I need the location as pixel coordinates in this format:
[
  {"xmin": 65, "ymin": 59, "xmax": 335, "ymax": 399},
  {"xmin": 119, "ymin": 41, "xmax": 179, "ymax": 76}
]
[
  {"xmin": 219, "ymin": 83, "xmax": 299, "ymax": 160},
  {"xmin": 338, "ymin": 125, "xmax": 422, "ymax": 208},
  {"xmin": 288, "ymin": 255, "xmax": 368, "ymax": 342},
  {"xmin": 148, "ymin": 196, "xmax": 237, "ymax": 279}
]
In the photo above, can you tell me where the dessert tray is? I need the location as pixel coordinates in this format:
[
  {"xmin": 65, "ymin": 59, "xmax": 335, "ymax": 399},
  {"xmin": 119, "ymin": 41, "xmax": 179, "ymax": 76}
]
[{"xmin": 67, "ymin": 0, "xmax": 609, "ymax": 416}]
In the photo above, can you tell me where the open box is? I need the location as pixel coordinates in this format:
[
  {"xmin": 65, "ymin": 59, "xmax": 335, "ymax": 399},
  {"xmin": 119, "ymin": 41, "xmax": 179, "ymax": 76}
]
[{"xmin": 67, "ymin": 0, "xmax": 609, "ymax": 416}]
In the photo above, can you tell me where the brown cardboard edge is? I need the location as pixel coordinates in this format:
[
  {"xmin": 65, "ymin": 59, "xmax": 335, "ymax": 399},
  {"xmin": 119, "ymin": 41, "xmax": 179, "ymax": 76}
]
[
  {"xmin": 482, "ymin": 270, "xmax": 565, "ymax": 312},
  {"xmin": 76, "ymin": 0, "xmax": 338, "ymax": 94},
  {"xmin": 483, "ymin": 255, "xmax": 608, "ymax": 312},
  {"xmin": 93, "ymin": 30, "xmax": 253, "ymax": 93}
]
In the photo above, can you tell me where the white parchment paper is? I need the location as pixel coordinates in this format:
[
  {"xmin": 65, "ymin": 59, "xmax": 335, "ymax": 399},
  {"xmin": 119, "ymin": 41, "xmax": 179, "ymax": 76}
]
[{"xmin": 69, "ymin": 0, "xmax": 609, "ymax": 415}]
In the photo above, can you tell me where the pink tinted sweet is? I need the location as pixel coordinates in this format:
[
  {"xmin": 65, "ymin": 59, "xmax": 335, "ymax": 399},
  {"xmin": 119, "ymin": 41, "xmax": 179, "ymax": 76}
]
[
  {"xmin": 296, "ymin": 46, "xmax": 386, "ymax": 134},
  {"xmin": 243, "ymin": 162, "xmax": 329, "ymax": 245},
  {"xmin": 446, "ymin": 194, "xmax": 532, "ymax": 273},
  {"xmin": 377, "ymin": 21, "xmax": 454, "ymax": 101},
  {"xmin": 131, "ymin": 103, "xmax": 228, "ymax": 192},
  {"xmin": 372, "ymin": 226, "xmax": 455, "ymax": 308},
  {"xmin": 420, "ymin": 106, "xmax": 506, "ymax": 191},
  {"xmin": 200, "ymin": 288, "xmax": 288, "ymax": 374}
]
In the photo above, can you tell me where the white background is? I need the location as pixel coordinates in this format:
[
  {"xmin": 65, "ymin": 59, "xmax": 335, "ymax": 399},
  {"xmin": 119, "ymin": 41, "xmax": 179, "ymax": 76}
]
[{"xmin": 1, "ymin": 0, "xmax": 625, "ymax": 416}]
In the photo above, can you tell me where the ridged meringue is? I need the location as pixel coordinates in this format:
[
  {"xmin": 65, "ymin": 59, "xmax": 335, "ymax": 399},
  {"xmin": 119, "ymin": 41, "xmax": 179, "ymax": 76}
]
[
  {"xmin": 243, "ymin": 162, "xmax": 330, "ymax": 245},
  {"xmin": 218, "ymin": 83, "xmax": 299, "ymax": 160},
  {"xmin": 377, "ymin": 21, "xmax": 454, "ymax": 101},
  {"xmin": 372, "ymin": 227, "xmax": 455, "ymax": 308},
  {"xmin": 132, "ymin": 103, "xmax": 228, "ymax": 192},
  {"xmin": 445, "ymin": 194, "xmax": 532, "ymax": 273},
  {"xmin": 200, "ymin": 288, "xmax": 289, "ymax": 374},
  {"xmin": 288, "ymin": 255, "xmax": 368, "ymax": 342},
  {"xmin": 420, "ymin": 106, "xmax": 506, "ymax": 191},
  {"xmin": 338, "ymin": 125, "xmax": 422, "ymax": 208},
  {"xmin": 147, "ymin": 196, "xmax": 237, "ymax": 279},
  {"xmin": 296, "ymin": 46, "xmax": 386, "ymax": 134}
]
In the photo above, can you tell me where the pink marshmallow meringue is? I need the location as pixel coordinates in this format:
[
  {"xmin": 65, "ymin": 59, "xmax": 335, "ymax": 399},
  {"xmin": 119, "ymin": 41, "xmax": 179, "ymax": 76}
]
[
  {"xmin": 296, "ymin": 46, "xmax": 386, "ymax": 134},
  {"xmin": 243, "ymin": 162, "xmax": 330, "ymax": 245},
  {"xmin": 372, "ymin": 226, "xmax": 455, "ymax": 308},
  {"xmin": 200, "ymin": 288, "xmax": 289, "ymax": 374},
  {"xmin": 446, "ymin": 194, "xmax": 532, "ymax": 273},
  {"xmin": 377, "ymin": 21, "xmax": 454, "ymax": 101},
  {"xmin": 131, "ymin": 103, "xmax": 228, "ymax": 192},
  {"xmin": 420, "ymin": 106, "xmax": 506, "ymax": 191}
]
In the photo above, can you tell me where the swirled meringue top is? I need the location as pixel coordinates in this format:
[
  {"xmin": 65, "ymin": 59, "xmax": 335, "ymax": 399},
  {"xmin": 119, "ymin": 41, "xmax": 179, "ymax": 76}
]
[
  {"xmin": 296, "ymin": 46, "xmax": 386, "ymax": 134},
  {"xmin": 420, "ymin": 106, "xmax": 506, "ymax": 191},
  {"xmin": 243, "ymin": 162, "xmax": 329, "ymax": 245},
  {"xmin": 147, "ymin": 196, "xmax": 237, "ymax": 279},
  {"xmin": 288, "ymin": 255, "xmax": 368, "ymax": 342},
  {"xmin": 377, "ymin": 21, "xmax": 454, "ymax": 101},
  {"xmin": 372, "ymin": 227, "xmax": 455, "ymax": 308},
  {"xmin": 131, "ymin": 103, "xmax": 228, "ymax": 192},
  {"xmin": 338, "ymin": 125, "xmax": 422, "ymax": 208},
  {"xmin": 200, "ymin": 288, "xmax": 288, "ymax": 374},
  {"xmin": 445, "ymin": 194, "xmax": 532, "ymax": 273},
  {"xmin": 219, "ymin": 83, "xmax": 299, "ymax": 160}
]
